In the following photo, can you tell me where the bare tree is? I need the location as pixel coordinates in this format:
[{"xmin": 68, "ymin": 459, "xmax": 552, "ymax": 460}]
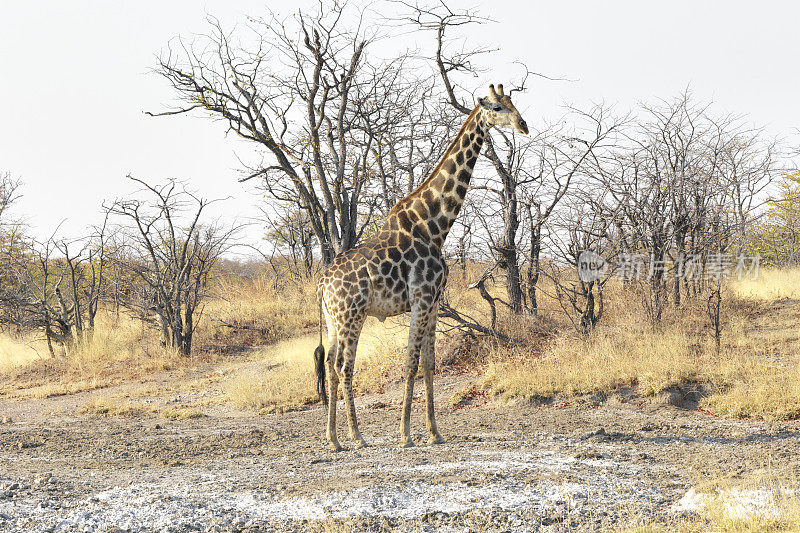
[
  {"xmin": 151, "ymin": 2, "xmax": 445, "ymax": 264},
  {"xmin": 0, "ymin": 172, "xmax": 27, "ymax": 330},
  {"xmin": 0, "ymin": 172, "xmax": 21, "ymax": 225},
  {"xmin": 110, "ymin": 176, "xmax": 237, "ymax": 356},
  {"xmin": 263, "ymin": 205, "xmax": 317, "ymax": 279},
  {"xmin": 0, "ymin": 173, "xmax": 110, "ymax": 353},
  {"xmin": 519, "ymin": 106, "xmax": 622, "ymax": 315},
  {"xmin": 542, "ymin": 183, "xmax": 621, "ymax": 336},
  {"xmin": 0, "ymin": 221, "xmax": 112, "ymax": 356},
  {"xmin": 597, "ymin": 93, "xmax": 785, "ymax": 322},
  {"xmin": 402, "ymin": 2, "xmax": 533, "ymax": 313},
  {"xmin": 360, "ymin": 70, "xmax": 458, "ymax": 218}
]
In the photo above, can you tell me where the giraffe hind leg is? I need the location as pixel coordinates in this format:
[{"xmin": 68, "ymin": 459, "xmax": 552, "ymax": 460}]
[
  {"xmin": 400, "ymin": 304, "xmax": 428, "ymax": 449},
  {"xmin": 325, "ymin": 331, "xmax": 342, "ymax": 452},
  {"xmin": 422, "ymin": 324, "xmax": 444, "ymax": 445},
  {"xmin": 341, "ymin": 319, "xmax": 367, "ymax": 448},
  {"xmin": 399, "ymin": 345, "xmax": 420, "ymax": 448}
]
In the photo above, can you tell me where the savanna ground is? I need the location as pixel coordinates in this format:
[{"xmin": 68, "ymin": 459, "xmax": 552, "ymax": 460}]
[{"xmin": 2, "ymin": 267, "xmax": 800, "ymax": 532}]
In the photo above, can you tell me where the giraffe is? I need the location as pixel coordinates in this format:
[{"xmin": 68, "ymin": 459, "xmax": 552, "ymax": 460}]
[{"xmin": 314, "ymin": 84, "xmax": 528, "ymax": 451}]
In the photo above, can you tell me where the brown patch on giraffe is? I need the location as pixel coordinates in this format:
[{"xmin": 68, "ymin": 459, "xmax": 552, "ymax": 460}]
[
  {"xmin": 427, "ymin": 219, "xmax": 440, "ymax": 237},
  {"xmin": 412, "ymin": 201, "xmax": 428, "ymax": 220},
  {"xmin": 397, "ymin": 210, "xmax": 412, "ymax": 232}
]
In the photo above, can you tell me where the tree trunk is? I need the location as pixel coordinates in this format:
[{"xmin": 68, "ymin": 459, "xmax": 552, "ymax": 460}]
[
  {"xmin": 673, "ymin": 230, "xmax": 686, "ymax": 307},
  {"xmin": 526, "ymin": 220, "xmax": 541, "ymax": 316},
  {"xmin": 499, "ymin": 179, "xmax": 522, "ymax": 314},
  {"xmin": 182, "ymin": 304, "xmax": 193, "ymax": 356}
]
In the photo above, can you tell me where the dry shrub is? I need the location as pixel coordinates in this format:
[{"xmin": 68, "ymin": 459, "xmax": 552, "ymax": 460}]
[
  {"xmin": 0, "ymin": 312, "xmax": 185, "ymax": 396},
  {"xmin": 437, "ymin": 332, "xmax": 483, "ymax": 368},
  {"xmin": 198, "ymin": 274, "xmax": 318, "ymax": 350}
]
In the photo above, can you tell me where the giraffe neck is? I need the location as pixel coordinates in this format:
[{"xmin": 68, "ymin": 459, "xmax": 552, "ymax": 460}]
[{"xmin": 383, "ymin": 106, "xmax": 489, "ymax": 250}]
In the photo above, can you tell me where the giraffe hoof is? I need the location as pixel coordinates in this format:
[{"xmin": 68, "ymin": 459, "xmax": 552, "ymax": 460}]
[
  {"xmin": 329, "ymin": 442, "xmax": 343, "ymax": 452},
  {"xmin": 354, "ymin": 439, "xmax": 369, "ymax": 449},
  {"xmin": 398, "ymin": 438, "xmax": 414, "ymax": 449},
  {"xmin": 428, "ymin": 435, "xmax": 445, "ymax": 445}
]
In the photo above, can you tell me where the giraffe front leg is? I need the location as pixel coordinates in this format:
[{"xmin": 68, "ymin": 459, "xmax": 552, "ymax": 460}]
[
  {"xmin": 326, "ymin": 343, "xmax": 342, "ymax": 452},
  {"xmin": 422, "ymin": 327, "xmax": 445, "ymax": 445}
]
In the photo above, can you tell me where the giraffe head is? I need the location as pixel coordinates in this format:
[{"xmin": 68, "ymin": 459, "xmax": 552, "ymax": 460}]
[{"xmin": 477, "ymin": 84, "xmax": 529, "ymax": 134}]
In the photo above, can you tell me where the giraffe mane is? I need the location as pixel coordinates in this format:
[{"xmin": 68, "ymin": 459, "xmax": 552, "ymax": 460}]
[{"xmin": 388, "ymin": 106, "xmax": 481, "ymax": 213}]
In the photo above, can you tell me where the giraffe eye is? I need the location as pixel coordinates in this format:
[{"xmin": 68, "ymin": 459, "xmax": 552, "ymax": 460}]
[{"xmin": 492, "ymin": 105, "xmax": 502, "ymax": 112}]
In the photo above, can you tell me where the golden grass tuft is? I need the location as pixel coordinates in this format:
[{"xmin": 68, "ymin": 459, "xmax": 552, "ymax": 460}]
[
  {"xmin": 160, "ymin": 407, "xmax": 207, "ymax": 420},
  {"xmin": 731, "ymin": 268, "xmax": 800, "ymax": 301},
  {"xmin": 0, "ymin": 335, "xmax": 47, "ymax": 373}
]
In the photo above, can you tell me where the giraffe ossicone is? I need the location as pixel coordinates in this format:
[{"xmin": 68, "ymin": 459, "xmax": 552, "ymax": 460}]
[{"xmin": 314, "ymin": 83, "xmax": 528, "ymax": 451}]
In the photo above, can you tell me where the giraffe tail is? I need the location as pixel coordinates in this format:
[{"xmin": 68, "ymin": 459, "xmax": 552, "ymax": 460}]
[{"xmin": 314, "ymin": 294, "xmax": 327, "ymax": 405}]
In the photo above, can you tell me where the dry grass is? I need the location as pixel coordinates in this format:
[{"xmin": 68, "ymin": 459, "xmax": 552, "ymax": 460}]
[
  {"xmin": 1, "ymin": 274, "xmax": 320, "ymax": 396},
  {"xmin": 485, "ymin": 326, "xmax": 699, "ymax": 400},
  {"xmin": 352, "ymin": 318, "xmax": 408, "ymax": 394},
  {"xmin": 3, "ymin": 264, "xmax": 800, "ymax": 422},
  {"xmin": 619, "ymin": 469, "xmax": 800, "ymax": 532},
  {"xmin": 731, "ymin": 268, "xmax": 800, "ymax": 301},
  {"xmin": 701, "ymin": 360, "xmax": 800, "ymax": 420},
  {"xmin": 160, "ymin": 407, "xmax": 207, "ymax": 420},
  {"xmin": 0, "ymin": 335, "xmax": 48, "ymax": 372},
  {"xmin": 224, "ymin": 317, "xmax": 408, "ymax": 412},
  {"xmin": 197, "ymin": 274, "xmax": 319, "ymax": 349},
  {"xmin": 0, "ymin": 312, "xmax": 185, "ymax": 397},
  {"xmin": 0, "ymin": 271, "xmax": 396, "ymax": 405},
  {"xmin": 224, "ymin": 338, "xmax": 319, "ymax": 412},
  {"xmin": 485, "ymin": 274, "xmax": 800, "ymax": 420}
]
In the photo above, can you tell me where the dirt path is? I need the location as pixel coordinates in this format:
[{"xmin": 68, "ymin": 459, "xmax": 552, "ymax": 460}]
[{"xmin": 1, "ymin": 373, "xmax": 799, "ymax": 532}]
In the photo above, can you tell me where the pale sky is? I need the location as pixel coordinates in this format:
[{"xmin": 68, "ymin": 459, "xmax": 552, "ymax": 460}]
[{"xmin": 1, "ymin": 0, "xmax": 798, "ymax": 244}]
